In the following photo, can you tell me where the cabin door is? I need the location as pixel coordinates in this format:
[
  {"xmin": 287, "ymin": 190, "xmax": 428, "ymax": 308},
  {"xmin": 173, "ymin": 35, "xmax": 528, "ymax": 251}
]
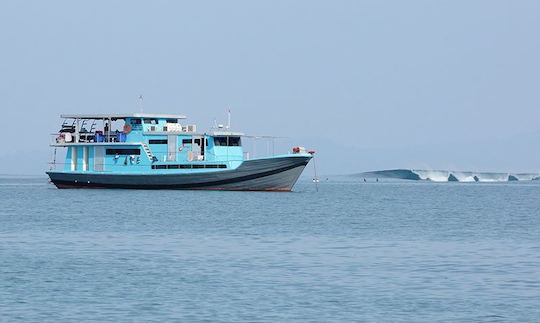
[
  {"xmin": 192, "ymin": 136, "xmax": 204, "ymax": 161},
  {"xmin": 167, "ymin": 135, "xmax": 177, "ymax": 161},
  {"xmin": 94, "ymin": 146, "xmax": 104, "ymax": 171}
]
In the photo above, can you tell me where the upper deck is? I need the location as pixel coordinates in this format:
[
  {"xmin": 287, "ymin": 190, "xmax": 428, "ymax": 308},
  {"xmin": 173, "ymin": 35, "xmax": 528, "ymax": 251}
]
[
  {"xmin": 49, "ymin": 112, "xmax": 250, "ymax": 172},
  {"xmin": 52, "ymin": 113, "xmax": 196, "ymax": 145},
  {"xmin": 60, "ymin": 113, "xmax": 187, "ymax": 120}
]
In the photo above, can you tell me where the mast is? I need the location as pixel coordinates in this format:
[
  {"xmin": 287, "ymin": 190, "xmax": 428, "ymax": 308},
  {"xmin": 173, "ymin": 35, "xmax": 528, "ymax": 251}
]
[{"xmin": 138, "ymin": 95, "xmax": 144, "ymax": 113}]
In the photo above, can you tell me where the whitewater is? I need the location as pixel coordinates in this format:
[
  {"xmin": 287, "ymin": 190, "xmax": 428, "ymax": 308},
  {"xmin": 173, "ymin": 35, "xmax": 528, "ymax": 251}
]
[{"xmin": 358, "ymin": 169, "xmax": 540, "ymax": 182}]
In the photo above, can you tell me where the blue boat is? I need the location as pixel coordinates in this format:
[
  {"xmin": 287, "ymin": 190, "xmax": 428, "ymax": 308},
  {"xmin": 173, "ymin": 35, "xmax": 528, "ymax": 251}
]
[{"xmin": 46, "ymin": 113, "xmax": 314, "ymax": 191}]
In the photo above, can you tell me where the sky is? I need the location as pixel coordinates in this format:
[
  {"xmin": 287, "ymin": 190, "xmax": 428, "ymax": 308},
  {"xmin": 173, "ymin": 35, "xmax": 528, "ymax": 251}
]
[{"xmin": 0, "ymin": 0, "xmax": 539, "ymax": 175}]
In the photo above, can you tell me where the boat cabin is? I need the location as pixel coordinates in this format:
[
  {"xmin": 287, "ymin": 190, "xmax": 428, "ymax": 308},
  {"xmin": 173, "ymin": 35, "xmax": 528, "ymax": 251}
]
[{"xmin": 51, "ymin": 113, "xmax": 245, "ymax": 173}]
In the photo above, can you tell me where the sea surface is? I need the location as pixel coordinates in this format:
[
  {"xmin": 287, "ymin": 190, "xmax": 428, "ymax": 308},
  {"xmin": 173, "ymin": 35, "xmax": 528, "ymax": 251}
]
[{"xmin": 1, "ymin": 176, "xmax": 540, "ymax": 322}]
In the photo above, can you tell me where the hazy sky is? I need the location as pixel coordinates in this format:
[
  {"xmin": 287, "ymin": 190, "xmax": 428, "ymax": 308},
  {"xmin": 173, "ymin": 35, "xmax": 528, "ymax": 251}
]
[{"xmin": 1, "ymin": 0, "xmax": 539, "ymax": 175}]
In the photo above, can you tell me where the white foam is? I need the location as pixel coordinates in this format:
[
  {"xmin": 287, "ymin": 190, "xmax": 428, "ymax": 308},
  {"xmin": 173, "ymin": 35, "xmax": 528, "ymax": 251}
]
[
  {"xmin": 513, "ymin": 174, "xmax": 538, "ymax": 181},
  {"xmin": 452, "ymin": 172, "xmax": 477, "ymax": 182},
  {"xmin": 474, "ymin": 173, "xmax": 509, "ymax": 182},
  {"xmin": 360, "ymin": 169, "xmax": 540, "ymax": 182},
  {"xmin": 413, "ymin": 170, "xmax": 449, "ymax": 182}
]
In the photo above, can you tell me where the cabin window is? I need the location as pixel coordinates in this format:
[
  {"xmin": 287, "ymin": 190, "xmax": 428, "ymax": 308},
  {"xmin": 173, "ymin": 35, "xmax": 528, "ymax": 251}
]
[
  {"xmin": 214, "ymin": 137, "xmax": 227, "ymax": 146},
  {"xmin": 151, "ymin": 164, "xmax": 227, "ymax": 169},
  {"xmin": 229, "ymin": 137, "xmax": 241, "ymax": 146},
  {"xmin": 182, "ymin": 138, "xmax": 208, "ymax": 146},
  {"xmin": 106, "ymin": 148, "xmax": 140, "ymax": 155},
  {"xmin": 180, "ymin": 138, "xmax": 207, "ymax": 145},
  {"xmin": 214, "ymin": 136, "xmax": 241, "ymax": 147},
  {"xmin": 193, "ymin": 139, "xmax": 208, "ymax": 146},
  {"xmin": 149, "ymin": 139, "xmax": 168, "ymax": 144},
  {"xmin": 144, "ymin": 118, "xmax": 158, "ymax": 124},
  {"xmin": 166, "ymin": 119, "xmax": 178, "ymax": 123},
  {"xmin": 131, "ymin": 119, "xmax": 142, "ymax": 125}
]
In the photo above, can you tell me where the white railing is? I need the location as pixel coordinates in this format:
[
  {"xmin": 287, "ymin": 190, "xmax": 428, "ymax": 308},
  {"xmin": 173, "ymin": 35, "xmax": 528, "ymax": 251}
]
[{"xmin": 50, "ymin": 131, "xmax": 128, "ymax": 145}]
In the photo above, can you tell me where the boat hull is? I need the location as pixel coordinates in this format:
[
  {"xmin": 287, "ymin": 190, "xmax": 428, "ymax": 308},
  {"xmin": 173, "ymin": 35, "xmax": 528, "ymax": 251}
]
[{"xmin": 46, "ymin": 155, "xmax": 311, "ymax": 191}]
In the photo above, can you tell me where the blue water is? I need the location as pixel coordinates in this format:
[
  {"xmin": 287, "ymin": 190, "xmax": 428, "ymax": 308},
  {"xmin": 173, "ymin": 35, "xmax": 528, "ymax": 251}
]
[{"xmin": 1, "ymin": 177, "xmax": 540, "ymax": 322}]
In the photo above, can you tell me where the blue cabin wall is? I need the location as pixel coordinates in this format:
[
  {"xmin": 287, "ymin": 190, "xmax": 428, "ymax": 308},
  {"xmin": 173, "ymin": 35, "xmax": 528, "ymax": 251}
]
[
  {"xmin": 88, "ymin": 146, "xmax": 94, "ymax": 171},
  {"xmin": 60, "ymin": 117, "xmax": 247, "ymax": 173},
  {"xmin": 64, "ymin": 147, "xmax": 72, "ymax": 171},
  {"xmin": 210, "ymin": 147, "xmax": 243, "ymax": 162},
  {"xmin": 147, "ymin": 135, "xmax": 168, "ymax": 162},
  {"xmin": 76, "ymin": 146, "xmax": 84, "ymax": 171},
  {"xmin": 102, "ymin": 145, "xmax": 149, "ymax": 173}
]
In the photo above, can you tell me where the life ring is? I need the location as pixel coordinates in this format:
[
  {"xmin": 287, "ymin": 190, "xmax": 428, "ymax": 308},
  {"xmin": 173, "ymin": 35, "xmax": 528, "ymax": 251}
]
[
  {"xmin": 56, "ymin": 133, "xmax": 65, "ymax": 143},
  {"xmin": 187, "ymin": 151, "xmax": 193, "ymax": 161},
  {"xmin": 123, "ymin": 124, "xmax": 132, "ymax": 134}
]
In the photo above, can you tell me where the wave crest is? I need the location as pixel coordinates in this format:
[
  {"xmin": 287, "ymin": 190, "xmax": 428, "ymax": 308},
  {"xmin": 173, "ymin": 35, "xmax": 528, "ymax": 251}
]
[{"xmin": 358, "ymin": 169, "xmax": 540, "ymax": 182}]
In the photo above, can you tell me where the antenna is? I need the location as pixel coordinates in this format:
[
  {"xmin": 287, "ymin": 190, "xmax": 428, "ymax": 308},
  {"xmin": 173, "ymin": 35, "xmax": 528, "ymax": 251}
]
[
  {"xmin": 138, "ymin": 95, "xmax": 144, "ymax": 113},
  {"xmin": 227, "ymin": 108, "xmax": 231, "ymax": 129}
]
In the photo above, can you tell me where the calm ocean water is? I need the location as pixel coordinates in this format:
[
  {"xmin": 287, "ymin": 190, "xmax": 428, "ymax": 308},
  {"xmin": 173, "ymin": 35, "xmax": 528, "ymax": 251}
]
[{"xmin": 1, "ymin": 176, "xmax": 540, "ymax": 322}]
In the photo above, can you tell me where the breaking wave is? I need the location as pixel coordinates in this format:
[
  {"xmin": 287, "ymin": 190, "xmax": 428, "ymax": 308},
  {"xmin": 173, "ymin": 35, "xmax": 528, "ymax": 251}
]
[{"xmin": 358, "ymin": 169, "xmax": 540, "ymax": 182}]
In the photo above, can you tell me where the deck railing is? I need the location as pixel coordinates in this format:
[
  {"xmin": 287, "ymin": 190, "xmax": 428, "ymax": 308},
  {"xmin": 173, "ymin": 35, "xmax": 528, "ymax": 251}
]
[{"xmin": 51, "ymin": 131, "xmax": 128, "ymax": 145}]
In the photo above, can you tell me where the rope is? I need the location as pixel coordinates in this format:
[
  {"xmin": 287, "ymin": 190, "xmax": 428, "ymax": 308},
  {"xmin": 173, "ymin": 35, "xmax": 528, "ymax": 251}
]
[{"xmin": 312, "ymin": 155, "xmax": 319, "ymax": 192}]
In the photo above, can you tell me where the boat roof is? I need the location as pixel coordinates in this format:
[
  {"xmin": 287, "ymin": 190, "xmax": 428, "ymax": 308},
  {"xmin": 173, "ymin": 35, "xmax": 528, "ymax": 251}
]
[{"xmin": 60, "ymin": 113, "xmax": 187, "ymax": 120}]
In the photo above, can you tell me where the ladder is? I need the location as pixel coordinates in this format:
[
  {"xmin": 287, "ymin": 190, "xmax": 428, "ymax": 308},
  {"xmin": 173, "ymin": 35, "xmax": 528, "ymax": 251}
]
[
  {"xmin": 89, "ymin": 120, "xmax": 96, "ymax": 133},
  {"xmin": 141, "ymin": 143, "xmax": 156, "ymax": 161}
]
